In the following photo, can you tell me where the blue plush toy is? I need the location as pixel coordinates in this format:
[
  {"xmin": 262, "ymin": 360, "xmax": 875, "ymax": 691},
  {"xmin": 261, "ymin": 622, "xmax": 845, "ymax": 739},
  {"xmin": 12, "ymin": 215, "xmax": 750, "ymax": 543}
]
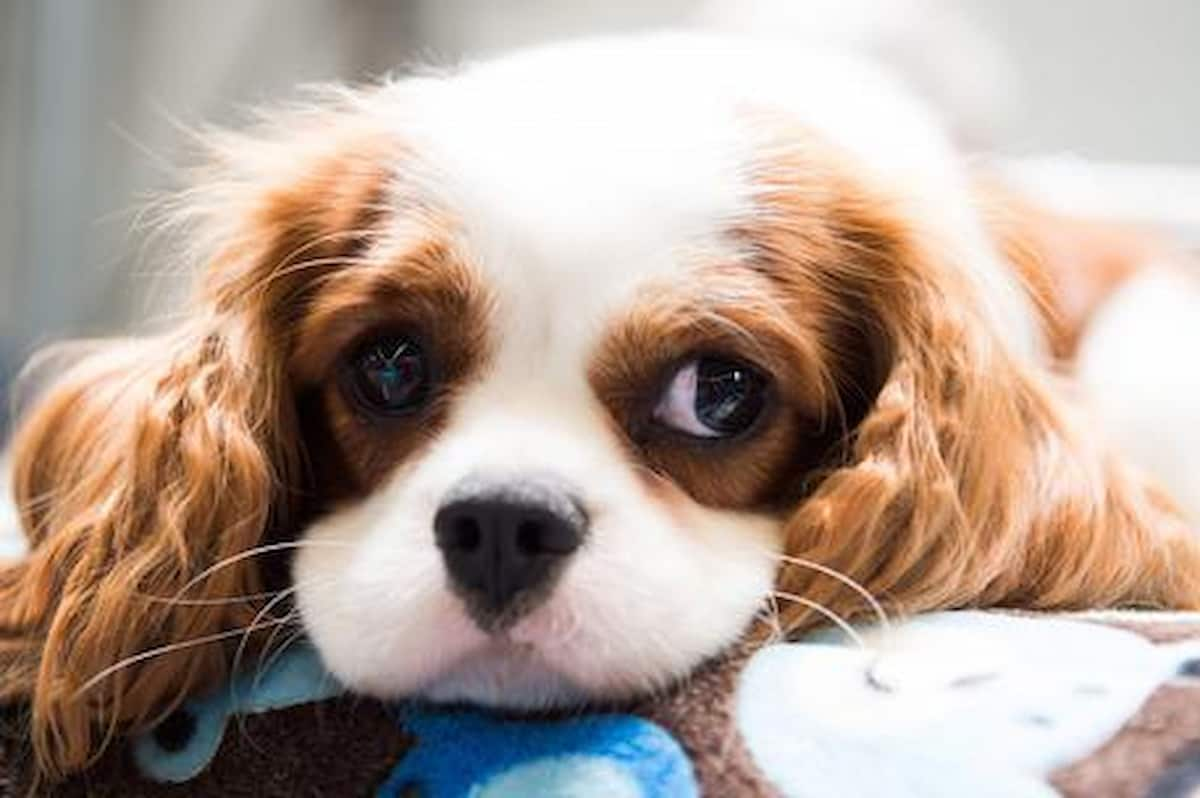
[
  {"xmin": 380, "ymin": 707, "xmax": 696, "ymax": 797},
  {"xmin": 133, "ymin": 644, "xmax": 697, "ymax": 797}
]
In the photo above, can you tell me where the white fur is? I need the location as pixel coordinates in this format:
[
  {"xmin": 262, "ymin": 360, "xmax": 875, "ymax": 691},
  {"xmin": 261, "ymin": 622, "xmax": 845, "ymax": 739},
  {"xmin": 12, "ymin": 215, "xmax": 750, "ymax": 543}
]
[
  {"xmin": 297, "ymin": 405, "xmax": 780, "ymax": 705},
  {"xmin": 1077, "ymin": 268, "xmax": 1200, "ymax": 522},
  {"xmin": 295, "ymin": 33, "xmax": 1039, "ymax": 708}
]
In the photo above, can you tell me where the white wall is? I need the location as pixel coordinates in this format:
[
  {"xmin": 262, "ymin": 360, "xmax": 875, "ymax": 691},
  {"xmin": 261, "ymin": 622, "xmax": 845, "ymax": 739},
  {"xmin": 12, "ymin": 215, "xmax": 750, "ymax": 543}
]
[{"xmin": 960, "ymin": 0, "xmax": 1200, "ymax": 164}]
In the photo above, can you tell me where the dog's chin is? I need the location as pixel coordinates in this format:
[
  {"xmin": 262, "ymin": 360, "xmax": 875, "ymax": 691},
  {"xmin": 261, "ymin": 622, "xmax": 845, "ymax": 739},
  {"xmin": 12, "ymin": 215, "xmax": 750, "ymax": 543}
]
[
  {"xmin": 417, "ymin": 638, "xmax": 592, "ymax": 710},
  {"xmin": 304, "ymin": 591, "xmax": 633, "ymax": 711},
  {"xmin": 311, "ymin": 593, "xmax": 689, "ymax": 712}
]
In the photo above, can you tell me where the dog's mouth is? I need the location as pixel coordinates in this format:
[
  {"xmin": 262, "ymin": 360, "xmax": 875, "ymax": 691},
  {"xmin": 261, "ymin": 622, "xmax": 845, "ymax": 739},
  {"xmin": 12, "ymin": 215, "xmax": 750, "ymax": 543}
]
[{"xmin": 417, "ymin": 634, "xmax": 590, "ymax": 710}]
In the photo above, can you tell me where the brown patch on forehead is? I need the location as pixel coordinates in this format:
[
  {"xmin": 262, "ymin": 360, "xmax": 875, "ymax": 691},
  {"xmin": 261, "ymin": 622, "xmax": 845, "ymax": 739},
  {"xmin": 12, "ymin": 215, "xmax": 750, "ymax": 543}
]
[
  {"xmin": 193, "ymin": 111, "xmax": 499, "ymax": 503},
  {"xmin": 731, "ymin": 112, "xmax": 920, "ymax": 414},
  {"xmin": 198, "ymin": 122, "xmax": 494, "ymax": 501},
  {"xmin": 590, "ymin": 116, "xmax": 899, "ymax": 513},
  {"xmin": 200, "ymin": 117, "xmax": 402, "ymax": 320},
  {"xmin": 289, "ymin": 226, "xmax": 493, "ymax": 499}
]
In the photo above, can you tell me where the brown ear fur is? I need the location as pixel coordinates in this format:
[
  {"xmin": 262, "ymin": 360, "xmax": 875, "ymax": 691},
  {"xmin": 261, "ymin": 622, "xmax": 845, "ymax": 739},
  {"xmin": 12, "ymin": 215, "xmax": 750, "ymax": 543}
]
[
  {"xmin": 0, "ymin": 89, "xmax": 394, "ymax": 777},
  {"xmin": 1, "ymin": 326, "xmax": 292, "ymax": 777},
  {"xmin": 749, "ymin": 139, "xmax": 1200, "ymax": 636}
]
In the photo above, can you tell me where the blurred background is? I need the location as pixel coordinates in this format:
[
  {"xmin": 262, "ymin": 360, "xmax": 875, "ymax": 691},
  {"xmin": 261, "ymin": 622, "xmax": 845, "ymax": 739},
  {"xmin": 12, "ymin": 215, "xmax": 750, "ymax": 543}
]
[{"xmin": 2, "ymin": 0, "xmax": 1199, "ymax": 436}]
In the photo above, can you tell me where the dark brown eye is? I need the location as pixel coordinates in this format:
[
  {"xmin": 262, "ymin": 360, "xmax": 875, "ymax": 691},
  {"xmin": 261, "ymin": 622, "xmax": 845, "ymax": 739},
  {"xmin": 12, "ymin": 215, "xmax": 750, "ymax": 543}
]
[
  {"xmin": 345, "ymin": 334, "xmax": 430, "ymax": 416},
  {"xmin": 653, "ymin": 356, "xmax": 769, "ymax": 439}
]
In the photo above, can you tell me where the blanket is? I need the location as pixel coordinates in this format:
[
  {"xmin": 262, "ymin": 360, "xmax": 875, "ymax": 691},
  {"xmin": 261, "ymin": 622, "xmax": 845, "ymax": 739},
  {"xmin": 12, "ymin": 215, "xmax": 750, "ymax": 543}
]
[{"xmin": 4, "ymin": 611, "xmax": 1200, "ymax": 797}]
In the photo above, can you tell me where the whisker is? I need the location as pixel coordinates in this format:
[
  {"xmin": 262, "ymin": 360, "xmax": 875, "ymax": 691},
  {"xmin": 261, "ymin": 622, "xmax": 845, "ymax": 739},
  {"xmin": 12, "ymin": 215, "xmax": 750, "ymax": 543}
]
[
  {"xmin": 229, "ymin": 579, "xmax": 321, "ymax": 682},
  {"xmin": 254, "ymin": 608, "xmax": 301, "ymax": 673},
  {"xmin": 770, "ymin": 590, "xmax": 867, "ymax": 649},
  {"xmin": 233, "ymin": 615, "xmax": 311, "ymax": 748},
  {"xmin": 246, "ymin": 228, "xmax": 383, "ymax": 295},
  {"xmin": 73, "ymin": 620, "xmax": 291, "ymax": 699},
  {"xmin": 768, "ymin": 550, "xmax": 893, "ymax": 638},
  {"xmin": 249, "ymin": 626, "xmax": 310, "ymax": 699},
  {"xmin": 138, "ymin": 589, "xmax": 290, "ymax": 607},
  {"xmin": 269, "ymin": 226, "xmax": 381, "ymax": 273},
  {"xmin": 755, "ymin": 592, "xmax": 786, "ymax": 645},
  {"xmin": 225, "ymin": 608, "xmax": 307, "ymax": 752},
  {"xmin": 170, "ymin": 540, "xmax": 354, "ymax": 600},
  {"xmin": 228, "ymin": 570, "xmax": 359, "ymax": 686},
  {"xmin": 260, "ymin": 252, "xmax": 375, "ymax": 286}
]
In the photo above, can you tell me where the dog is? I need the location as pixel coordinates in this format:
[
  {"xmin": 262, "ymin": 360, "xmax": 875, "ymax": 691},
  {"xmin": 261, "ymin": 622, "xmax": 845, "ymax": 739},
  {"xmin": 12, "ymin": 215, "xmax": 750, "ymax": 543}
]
[{"xmin": 2, "ymin": 33, "xmax": 1198, "ymax": 778}]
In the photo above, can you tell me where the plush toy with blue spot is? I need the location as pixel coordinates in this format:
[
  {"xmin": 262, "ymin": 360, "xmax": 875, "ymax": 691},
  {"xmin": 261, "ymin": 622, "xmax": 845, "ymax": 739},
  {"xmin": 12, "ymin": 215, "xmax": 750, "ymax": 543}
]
[
  {"xmin": 379, "ymin": 707, "xmax": 696, "ymax": 798},
  {"xmin": 127, "ymin": 643, "xmax": 698, "ymax": 797},
  {"xmin": 10, "ymin": 612, "xmax": 1200, "ymax": 797},
  {"xmin": 131, "ymin": 646, "xmax": 343, "ymax": 784}
]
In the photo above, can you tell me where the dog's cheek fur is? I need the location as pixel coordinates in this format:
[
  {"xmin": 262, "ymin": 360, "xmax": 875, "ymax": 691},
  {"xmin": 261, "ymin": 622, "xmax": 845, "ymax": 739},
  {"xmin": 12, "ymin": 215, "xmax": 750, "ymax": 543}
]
[{"xmin": 0, "ymin": 94, "xmax": 397, "ymax": 779}]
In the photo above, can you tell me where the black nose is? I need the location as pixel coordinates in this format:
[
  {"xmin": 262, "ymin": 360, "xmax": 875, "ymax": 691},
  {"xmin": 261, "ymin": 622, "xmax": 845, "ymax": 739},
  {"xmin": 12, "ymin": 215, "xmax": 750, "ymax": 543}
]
[{"xmin": 434, "ymin": 477, "xmax": 587, "ymax": 628}]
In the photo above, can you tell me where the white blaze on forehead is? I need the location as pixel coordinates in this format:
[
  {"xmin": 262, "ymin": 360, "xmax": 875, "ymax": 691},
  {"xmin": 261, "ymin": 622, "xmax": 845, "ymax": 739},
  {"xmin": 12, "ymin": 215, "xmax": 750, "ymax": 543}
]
[
  {"xmin": 386, "ymin": 48, "xmax": 755, "ymax": 376},
  {"xmin": 373, "ymin": 33, "xmax": 1038, "ymax": 365}
]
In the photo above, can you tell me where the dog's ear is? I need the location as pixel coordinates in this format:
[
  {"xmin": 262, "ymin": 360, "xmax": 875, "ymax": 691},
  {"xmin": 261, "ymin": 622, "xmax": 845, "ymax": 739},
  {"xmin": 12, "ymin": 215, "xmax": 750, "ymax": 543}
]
[
  {"xmin": 748, "ymin": 142, "xmax": 1200, "ymax": 635},
  {"xmin": 0, "ymin": 89, "xmax": 395, "ymax": 777},
  {"xmin": 2, "ymin": 326, "xmax": 293, "ymax": 775}
]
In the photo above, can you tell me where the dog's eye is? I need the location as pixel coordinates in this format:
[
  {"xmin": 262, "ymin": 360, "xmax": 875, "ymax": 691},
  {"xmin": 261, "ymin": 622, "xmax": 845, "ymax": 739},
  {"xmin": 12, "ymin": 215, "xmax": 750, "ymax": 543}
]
[
  {"xmin": 653, "ymin": 357, "xmax": 768, "ymax": 438},
  {"xmin": 344, "ymin": 334, "xmax": 430, "ymax": 415}
]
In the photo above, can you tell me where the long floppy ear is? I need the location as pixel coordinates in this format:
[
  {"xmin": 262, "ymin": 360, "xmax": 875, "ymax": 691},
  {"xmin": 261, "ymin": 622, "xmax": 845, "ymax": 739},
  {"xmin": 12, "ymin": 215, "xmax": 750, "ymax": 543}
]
[
  {"xmin": 0, "ymin": 89, "xmax": 394, "ymax": 777},
  {"xmin": 755, "ymin": 148, "xmax": 1200, "ymax": 634},
  {"xmin": 0, "ymin": 324, "xmax": 292, "ymax": 775}
]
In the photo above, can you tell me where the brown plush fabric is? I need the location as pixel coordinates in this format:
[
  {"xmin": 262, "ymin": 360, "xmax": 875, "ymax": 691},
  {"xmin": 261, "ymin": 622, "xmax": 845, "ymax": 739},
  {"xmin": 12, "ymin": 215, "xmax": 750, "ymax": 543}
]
[
  {"xmin": 637, "ymin": 643, "xmax": 780, "ymax": 798},
  {"xmin": 1053, "ymin": 684, "xmax": 1200, "ymax": 798},
  {"xmin": 4, "ymin": 698, "xmax": 411, "ymax": 797},
  {"xmin": 1050, "ymin": 616, "xmax": 1200, "ymax": 798}
]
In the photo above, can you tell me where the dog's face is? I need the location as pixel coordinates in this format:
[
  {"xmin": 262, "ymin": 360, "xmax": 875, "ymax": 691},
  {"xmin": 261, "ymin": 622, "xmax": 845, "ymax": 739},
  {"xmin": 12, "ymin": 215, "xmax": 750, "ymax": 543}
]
[
  {"xmin": 292, "ymin": 255, "xmax": 790, "ymax": 705},
  {"xmin": 290, "ymin": 93, "xmax": 797, "ymax": 704},
  {"xmin": 5, "ymin": 35, "xmax": 1195, "ymax": 778},
  {"xmin": 288, "ymin": 39, "xmax": 930, "ymax": 705}
]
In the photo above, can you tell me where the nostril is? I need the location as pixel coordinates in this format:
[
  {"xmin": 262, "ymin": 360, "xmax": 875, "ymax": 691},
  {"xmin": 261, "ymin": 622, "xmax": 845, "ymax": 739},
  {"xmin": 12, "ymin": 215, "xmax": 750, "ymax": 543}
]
[
  {"xmin": 516, "ymin": 519, "xmax": 545, "ymax": 555},
  {"xmin": 448, "ymin": 515, "xmax": 482, "ymax": 552},
  {"xmin": 517, "ymin": 512, "xmax": 583, "ymax": 556},
  {"xmin": 434, "ymin": 479, "xmax": 588, "ymax": 624}
]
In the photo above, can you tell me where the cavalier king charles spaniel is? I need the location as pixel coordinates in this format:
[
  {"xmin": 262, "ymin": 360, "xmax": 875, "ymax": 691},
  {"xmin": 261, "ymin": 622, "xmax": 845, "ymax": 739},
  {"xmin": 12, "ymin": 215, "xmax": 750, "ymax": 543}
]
[{"xmin": 2, "ymin": 34, "xmax": 1198, "ymax": 778}]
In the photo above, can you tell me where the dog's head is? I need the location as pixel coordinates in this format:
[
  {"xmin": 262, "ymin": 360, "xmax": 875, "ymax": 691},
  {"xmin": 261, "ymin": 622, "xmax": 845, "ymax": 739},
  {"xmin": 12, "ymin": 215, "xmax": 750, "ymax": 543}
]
[{"xmin": 3, "ymin": 36, "xmax": 1190, "ymax": 777}]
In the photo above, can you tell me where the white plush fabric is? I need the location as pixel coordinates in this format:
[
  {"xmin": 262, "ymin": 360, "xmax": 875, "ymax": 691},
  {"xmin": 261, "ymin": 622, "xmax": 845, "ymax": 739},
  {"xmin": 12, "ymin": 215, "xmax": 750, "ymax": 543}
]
[{"xmin": 737, "ymin": 611, "xmax": 1200, "ymax": 797}]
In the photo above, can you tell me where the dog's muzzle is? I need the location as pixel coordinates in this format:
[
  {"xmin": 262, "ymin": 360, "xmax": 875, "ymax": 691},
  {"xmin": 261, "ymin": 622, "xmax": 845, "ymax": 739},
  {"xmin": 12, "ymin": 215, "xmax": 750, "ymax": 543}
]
[{"xmin": 434, "ymin": 474, "xmax": 588, "ymax": 630}]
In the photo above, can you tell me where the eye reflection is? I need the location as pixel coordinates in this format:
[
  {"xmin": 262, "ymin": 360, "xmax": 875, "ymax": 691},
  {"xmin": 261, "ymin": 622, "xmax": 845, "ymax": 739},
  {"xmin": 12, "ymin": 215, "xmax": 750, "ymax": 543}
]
[
  {"xmin": 346, "ymin": 334, "xmax": 430, "ymax": 415},
  {"xmin": 653, "ymin": 356, "xmax": 769, "ymax": 438}
]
